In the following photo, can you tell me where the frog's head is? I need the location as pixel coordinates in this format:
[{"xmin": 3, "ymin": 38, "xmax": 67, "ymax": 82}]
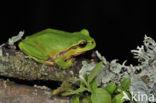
[
  {"xmin": 66, "ymin": 29, "xmax": 96, "ymax": 58},
  {"xmin": 77, "ymin": 29, "xmax": 96, "ymax": 51}
]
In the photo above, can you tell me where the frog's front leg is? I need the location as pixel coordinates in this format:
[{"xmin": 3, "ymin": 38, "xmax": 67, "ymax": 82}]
[{"xmin": 54, "ymin": 56, "xmax": 74, "ymax": 69}]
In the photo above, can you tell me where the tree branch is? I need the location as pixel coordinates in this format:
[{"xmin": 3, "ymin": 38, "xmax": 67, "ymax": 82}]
[
  {"xmin": 0, "ymin": 45, "xmax": 82, "ymax": 81},
  {"xmin": 0, "ymin": 79, "xmax": 70, "ymax": 103}
]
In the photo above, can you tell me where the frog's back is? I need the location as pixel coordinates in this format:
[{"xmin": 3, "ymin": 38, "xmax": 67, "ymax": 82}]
[
  {"xmin": 26, "ymin": 28, "xmax": 77, "ymax": 46},
  {"xmin": 23, "ymin": 28, "xmax": 81, "ymax": 56},
  {"xmin": 28, "ymin": 28, "xmax": 70, "ymax": 39}
]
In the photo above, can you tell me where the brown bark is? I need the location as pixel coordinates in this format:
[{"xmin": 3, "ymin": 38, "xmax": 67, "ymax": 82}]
[{"xmin": 0, "ymin": 79, "xmax": 70, "ymax": 103}]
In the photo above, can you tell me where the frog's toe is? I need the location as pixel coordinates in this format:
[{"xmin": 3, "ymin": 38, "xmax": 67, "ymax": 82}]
[
  {"xmin": 45, "ymin": 60, "xmax": 54, "ymax": 65},
  {"xmin": 56, "ymin": 59, "xmax": 73, "ymax": 69}
]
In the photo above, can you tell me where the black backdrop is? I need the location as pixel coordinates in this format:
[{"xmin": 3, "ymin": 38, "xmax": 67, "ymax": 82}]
[{"xmin": 0, "ymin": 1, "xmax": 155, "ymax": 65}]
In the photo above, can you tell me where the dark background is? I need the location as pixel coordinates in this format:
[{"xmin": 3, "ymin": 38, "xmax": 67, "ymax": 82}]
[{"xmin": 0, "ymin": 1, "xmax": 155, "ymax": 65}]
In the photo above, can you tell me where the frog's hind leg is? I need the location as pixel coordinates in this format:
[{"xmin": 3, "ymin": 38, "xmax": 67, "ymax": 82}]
[{"xmin": 19, "ymin": 41, "xmax": 50, "ymax": 64}]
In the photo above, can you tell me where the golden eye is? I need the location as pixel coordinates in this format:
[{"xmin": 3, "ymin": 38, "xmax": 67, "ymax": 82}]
[{"xmin": 78, "ymin": 42, "xmax": 87, "ymax": 48}]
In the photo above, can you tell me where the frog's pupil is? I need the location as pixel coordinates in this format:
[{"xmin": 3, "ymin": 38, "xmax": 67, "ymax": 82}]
[
  {"xmin": 79, "ymin": 42, "xmax": 87, "ymax": 48},
  {"xmin": 91, "ymin": 41, "xmax": 94, "ymax": 44}
]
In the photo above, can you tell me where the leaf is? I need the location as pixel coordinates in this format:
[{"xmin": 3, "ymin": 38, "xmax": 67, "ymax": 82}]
[
  {"xmin": 120, "ymin": 78, "xmax": 131, "ymax": 91},
  {"xmin": 80, "ymin": 80, "xmax": 85, "ymax": 88},
  {"xmin": 61, "ymin": 87, "xmax": 87, "ymax": 96},
  {"xmin": 80, "ymin": 74, "xmax": 89, "ymax": 88},
  {"xmin": 71, "ymin": 95, "xmax": 79, "ymax": 103},
  {"xmin": 105, "ymin": 82, "xmax": 117, "ymax": 94},
  {"xmin": 90, "ymin": 79, "xmax": 98, "ymax": 91},
  {"xmin": 52, "ymin": 81, "xmax": 72, "ymax": 95},
  {"xmin": 91, "ymin": 88, "xmax": 111, "ymax": 103},
  {"xmin": 88, "ymin": 62, "xmax": 103, "ymax": 84},
  {"xmin": 112, "ymin": 91, "xmax": 131, "ymax": 103},
  {"xmin": 80, "ymin": 96, "xmax": 91, "ymax": 103},
  {"xmin": 114, "ymin": 86, "xmax": 122, "ymax": 93}
]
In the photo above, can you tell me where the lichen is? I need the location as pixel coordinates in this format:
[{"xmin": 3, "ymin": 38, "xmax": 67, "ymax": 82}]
[
  {"xmin": 130, "ymin": 35, "xmax": 156, "ymax": 102},
  {"xmin": 94, "ymin": 51, "xmax": 132, "ymax": 85},
  {"xmin": 8, "ymin": 31, "xmax": 24, "ymax": 45},
  {"xmin": 0, "ymin": 44, "xmax": 4, "ymax": 58},
  {"xmin": 78, "ymin": 35, "xmax": 156, "ymax": 102},
  {"xmin": 79, "ymin": 61, "xmax": 96, "ymax": 77},
  {"xmin": 129, "ymin": 77, "xmax": 149, "ymax": 103}
]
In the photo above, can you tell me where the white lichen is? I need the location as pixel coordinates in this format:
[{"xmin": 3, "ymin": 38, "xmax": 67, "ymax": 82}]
[
  {"xmin": 129, "ymin": 77, "xmax": 149, "ymax": 103},
  {"xmin": 34, "ymin": 84, "xmax": 50, "ymax": 90},
  {"xmin": 8, "ymin": 31, "xmax": 24, "ymax": 45},
  {"xmin": 95, "ymin": 50, "xmax": 108, "ymax": 65},
  {"xmin": 0, "ymin": 44, "xmax": 5, "ymax": 58},
  {"xmin": 79, "ymin": 35, "xmax": 156, "ymax": 102},
  {"xmin": 79, "ymin": 61, "xmax": 96, "ymax": 79}
]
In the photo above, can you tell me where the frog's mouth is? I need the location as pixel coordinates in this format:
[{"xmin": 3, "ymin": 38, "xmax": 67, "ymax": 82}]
[
  {"xmin": 59, "ymin": 46, "xmax": 87, "ymax": 61},
  {"xmin": 65, "ymin": 51, "xmax": 86, "ymax": 61}
]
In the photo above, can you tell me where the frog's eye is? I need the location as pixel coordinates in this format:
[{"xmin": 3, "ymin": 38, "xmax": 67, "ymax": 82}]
[
  {"xmin": 91, "ymin": 41, "xmax": 94, "ymax": 44},
  {"xmin": 78, "ymin": 42, "xmax": 87, "ymax": 48}
]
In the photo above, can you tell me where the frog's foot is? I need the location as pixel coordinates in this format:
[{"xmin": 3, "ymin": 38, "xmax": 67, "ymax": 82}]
[
  {"xmin": 45, "ymin": 60, "xmax": 54, "ymax": 65},
  {"xmin": 55, "ymin": 58, "xmax": 75, "ymax": 69},
  {"xmin": 47, "ymin": 66, "xmax": 56, "ymax": 71}
]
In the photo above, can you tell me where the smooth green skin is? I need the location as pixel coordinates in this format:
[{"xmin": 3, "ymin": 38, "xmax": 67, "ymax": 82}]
[{"xmin": 18, "ymin": 28, "xmax": 96, "ymax": 69}]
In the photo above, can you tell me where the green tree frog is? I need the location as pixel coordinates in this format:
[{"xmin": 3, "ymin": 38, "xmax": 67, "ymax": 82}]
[{"xmin": 18, "ymin": 28, "xmax": 96, "ymax": 69}]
